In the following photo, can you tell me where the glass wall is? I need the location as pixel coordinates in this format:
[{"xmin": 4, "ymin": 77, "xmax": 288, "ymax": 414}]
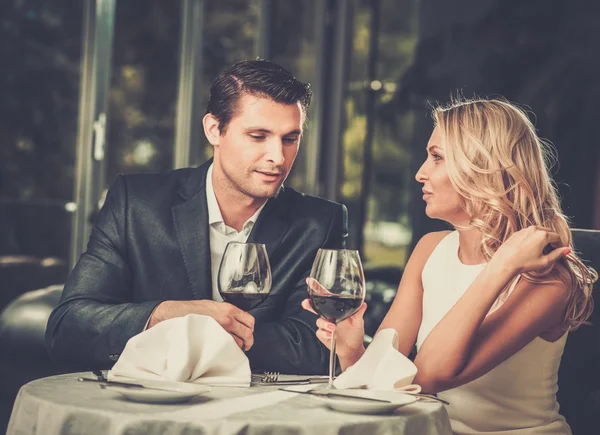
[
  {"xmin": 340, "ymin": 0, "xmax": 419, "ymax": 268},
  {"xmin": 0, "ymin": 0, "xmax": 83, "ymax": 302},
  {"xmin": 194, "ymin": 0, "xmax": 260, "ymax": 165},
  {"xmin": 269, "ymin": 0, "xmax": 318, "ymax": 193},
  {"xmin": 340, "ymin": 0, "xmax": 372, "ymax": 252},
  {"xmin": 363, "ymin": 0, "xmax": 419, "ymax": 267},
  {"xmin": 105, "ymin": 0, "xmax": 182, "ymax": 186}
]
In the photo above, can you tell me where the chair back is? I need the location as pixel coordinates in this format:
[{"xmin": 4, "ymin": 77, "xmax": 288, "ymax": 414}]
[
  {"xmin": 557, "ymin": 229, "xmax": 600, "ymax": 435},
  {"xmin": 0, "ymin": 284, "xmax": 64, "ymax": 426}
]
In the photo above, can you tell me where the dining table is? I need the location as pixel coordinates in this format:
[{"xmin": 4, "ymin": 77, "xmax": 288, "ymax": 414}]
[{"xmin": 7, "ymin": 372, "xmax": 453, "ymax": 435}]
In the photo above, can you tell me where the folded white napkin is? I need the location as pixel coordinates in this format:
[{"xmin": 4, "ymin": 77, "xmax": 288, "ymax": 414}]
[
  {"xmin": 108, "ymin": 314, "xmax": 251, "ymax": 387},
  {"xmin": 333, "ymin": 328, "xmax": 418, "ymax": 391}
]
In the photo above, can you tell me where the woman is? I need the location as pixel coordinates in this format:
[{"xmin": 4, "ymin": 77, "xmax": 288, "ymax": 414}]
[{"xmin": 303, "ymin": 97, "xmax": 596, "ymax": 434}]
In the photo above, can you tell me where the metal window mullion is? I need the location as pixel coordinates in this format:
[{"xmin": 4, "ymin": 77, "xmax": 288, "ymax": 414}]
[
  {"xmin": 256, "ymin": 0, "xmax": 272, "ymax": 58},
  {"xmin": 356, "ymin": 0, "xmax": 381, "ymax": 255},
  {"xmin": 319, "ymin": 0, "xmax": 353, "ymax": 201},
  {"xmin": 70, "ymin": 0, "xmax": 116, "ymax": 269},
  {"xmin": 304, "ymin": 0, "xmax": 328, "ymax": 196},
  {"xmin": 173, "ymin": 0, "xmax": 205, "ymax": 169}
]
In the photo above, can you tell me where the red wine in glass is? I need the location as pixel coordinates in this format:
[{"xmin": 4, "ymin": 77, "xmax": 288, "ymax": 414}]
[
  {"xmin": 220, "ymin": 291, "xmax": 268, "ymax": 311},
  {"xmin": 309, "ymin": 293, "xmax": 363, "ymax": 323},
  {"xmin": 218, "ymin": 242, "xmax": 271, "ymax": 311},
  {"xmin": 307, "ymin": 249, "xmax": 366, "ymax": 388}
]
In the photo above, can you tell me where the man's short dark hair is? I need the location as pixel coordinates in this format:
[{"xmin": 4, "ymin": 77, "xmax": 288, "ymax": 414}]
[{"xmin": 206, "ymin": 59, "xmax": 312, "ymax": 134}]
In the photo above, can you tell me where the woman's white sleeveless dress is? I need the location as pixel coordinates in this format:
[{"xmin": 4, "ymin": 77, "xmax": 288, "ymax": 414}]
[{"xmin": 416, "ymin": 231, "xmax": 571, "ymax": 434}]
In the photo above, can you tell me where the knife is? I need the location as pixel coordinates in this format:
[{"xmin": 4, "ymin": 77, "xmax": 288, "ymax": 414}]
[
  {"xmin": 279, "ymin": 387, "xmax": 393, "ymax": 403},
  {"xmin": 77, "ymin": 377, "xmax": 184, "ymax": 392}
]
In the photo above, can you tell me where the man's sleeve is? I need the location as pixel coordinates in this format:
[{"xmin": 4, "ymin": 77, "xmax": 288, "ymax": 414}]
[
  {"xmin": 45, "ymin": 175, "xmax": 162, "ymax": 370},
  {"xmin": 246, "ymin": 204, "xmax": 348, "ymax": 374}
]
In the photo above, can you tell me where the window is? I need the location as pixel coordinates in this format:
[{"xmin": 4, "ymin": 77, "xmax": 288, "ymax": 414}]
[
  {"xmin": 0, "ymin": 1, "xmax": 83, "ymax": 273},
  {"xmin": 106, "ymin": 0, "xmax": 182, "ymax": 185},
  {"xmin": 340, "ymin": 0, "xmax": 419, "ymax": 267},
  {"xmin": 269, "ymin": 0, "xmax": 318, "ymax": 193},
  {"xmin": 194, "ymin": 0, "xmax": 260, "ymax": 165}
]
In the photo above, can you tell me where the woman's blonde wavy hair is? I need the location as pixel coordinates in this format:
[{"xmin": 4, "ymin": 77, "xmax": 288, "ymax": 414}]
[{"xmin": 433, "ymin": 97, "xmax": 596, "ymax": 330}]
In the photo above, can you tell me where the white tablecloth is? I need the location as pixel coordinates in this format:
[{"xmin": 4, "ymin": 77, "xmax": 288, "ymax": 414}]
[{"xmin": 8, "ymin": 373, "xmax": 453, "ymax": 435}]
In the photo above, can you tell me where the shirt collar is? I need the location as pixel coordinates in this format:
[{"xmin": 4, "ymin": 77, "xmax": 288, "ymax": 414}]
[{"xmin": 205, "ymin": 164, "xmax": 267, "ymax": 229}]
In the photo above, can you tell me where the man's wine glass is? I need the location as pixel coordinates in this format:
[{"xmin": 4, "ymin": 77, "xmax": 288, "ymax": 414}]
[
  {"xmin": 218, "ymin": 242, "xmax": 272, "ymax": 311},
  {"xmin": 307, "ymin": 249, "xmax": 366, "ymax": 388}
]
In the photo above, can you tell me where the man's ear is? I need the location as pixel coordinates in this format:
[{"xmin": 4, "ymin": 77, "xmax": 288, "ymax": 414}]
[{"xmin": 203, "ymin": 113, "xmax": 221, "ymax": 146}]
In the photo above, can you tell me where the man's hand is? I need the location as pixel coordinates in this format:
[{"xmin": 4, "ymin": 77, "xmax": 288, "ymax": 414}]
[{"xmin": 148, "ymin": 300, "xmax": 255, "ymax": 350}]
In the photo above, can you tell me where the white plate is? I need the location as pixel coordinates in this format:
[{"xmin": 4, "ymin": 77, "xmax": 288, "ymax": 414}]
[
  {"xmin": 109, "ymin": 382, "xmax": 211, "ymax": 404},
  {"xmin": 314, "ymin": 390, "xmax": 418, "ymax": 414}
]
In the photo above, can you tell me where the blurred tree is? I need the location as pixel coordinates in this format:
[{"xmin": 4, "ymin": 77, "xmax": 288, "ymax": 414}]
[
  {"xmin": 341, "ymin": 0, "xmax": 420, "ymax": 266},
  {"xmin": 106, "ymin": 0, "xmax": 181, "ymax": 184},
  {"xmin": 107, "ymin": 0, "xmax": 260, "ymax": 183},
  {"xmin": 369, "ymin": 0, "xmax": 418, "ymax": 223},
  {"xmin": 268, "ymin": 0, "xmax": 318, "ymax": 192},
  {"xmin": 381, "ymin": 0, "xmax": 600, "ymax": 243},
  {"xmin": 195, "ymin": 0, "xmax": 259, "ymax": 163},
  {"xmin": 0, "ymin": 0, "xmax": 82, "ymax": 201},
  {"xmin": 0, "ymin": 0, "xmax": 82, "ymax": 260}
]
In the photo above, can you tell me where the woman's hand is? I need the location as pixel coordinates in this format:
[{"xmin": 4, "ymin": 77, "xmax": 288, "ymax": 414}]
[
  {"xmin": 491, "ymin": 226, "xmax": 570, "ymax": 275},
  {"xmin": 301, "ymin": 297, "xmax": 367, "ymax": 370}
]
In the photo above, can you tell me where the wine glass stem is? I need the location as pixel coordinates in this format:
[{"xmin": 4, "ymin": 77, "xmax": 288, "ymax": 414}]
[{"xmin": 328, "ymin": 330, "xmax": 337, "ymax": 388}]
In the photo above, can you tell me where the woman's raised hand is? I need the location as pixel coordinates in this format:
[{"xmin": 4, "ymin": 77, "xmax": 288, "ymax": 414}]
[{"xmin": 491, "ymin": 226, "xmax": 570, "ymax": 275}]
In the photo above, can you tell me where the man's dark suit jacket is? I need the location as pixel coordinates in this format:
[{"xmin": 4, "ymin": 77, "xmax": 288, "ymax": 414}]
[{"xmin": 45, "ymin": 160, "xmax": 348, "ymax": 374}]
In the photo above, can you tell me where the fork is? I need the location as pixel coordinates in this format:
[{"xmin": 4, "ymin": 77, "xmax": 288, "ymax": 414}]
[
  {"xmin": 261, "ymin": 371, "xmax": 280, "ymax": 383},
  {"xmin": 252, "ymin": 372, "xmax": 329, "ymax": 385},
  {"xmin": 252, "ymin": 371, "xmax": 280, "ymax": 383},
  {"xmin": 93, "ymin": 369, "xmax": 107, "ymax": 381}
]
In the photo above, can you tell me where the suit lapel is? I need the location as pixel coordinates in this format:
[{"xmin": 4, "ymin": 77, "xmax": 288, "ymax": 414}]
[
  {"xmin": 248, "ymin": 190, "xmax": 290, "ymax": 261},
  {"xmin": 172, "ymin": 162, "xmax": 212, "ymax": 300}
]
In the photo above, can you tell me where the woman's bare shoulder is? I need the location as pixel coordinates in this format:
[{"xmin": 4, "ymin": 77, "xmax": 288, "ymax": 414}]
[
  {"xmin": 416, "ymin": 231, "xmax": 453, "ymax": 252},
  {"xmin": 410, "ymin": 231, "xmax": 453, "ymax": 265}
]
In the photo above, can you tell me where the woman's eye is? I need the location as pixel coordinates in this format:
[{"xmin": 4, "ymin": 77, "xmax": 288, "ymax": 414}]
[
  {"xmin": 432, "ymin": 153, "xmax": 442, "ymax": 161},
  {"xmin": 250, "ymin": 135, "xmax": 265, "ymax": 140}
]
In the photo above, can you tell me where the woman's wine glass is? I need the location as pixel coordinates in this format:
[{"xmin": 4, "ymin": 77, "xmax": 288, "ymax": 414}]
[
  {"xmin": 307, "ymin": 249, "xmax": 366, "ymax": 388},
  {"xmin": 218, "ymin": 242, "xmax": 272, "ymax": 311}
]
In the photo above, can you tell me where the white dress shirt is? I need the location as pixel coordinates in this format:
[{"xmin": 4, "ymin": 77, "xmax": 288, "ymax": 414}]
[
  {"xmin": 145, "ymin": 164, "xmax": 267, "ymax": 329},
  {"xmin": 205, "ymin": 164, "xmax": 267, "ymax": 301}
]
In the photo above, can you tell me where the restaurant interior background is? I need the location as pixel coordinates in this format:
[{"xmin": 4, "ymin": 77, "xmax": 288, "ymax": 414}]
[{"xmin": 1, "ymin": 0, "xmax": 599, "ymax": 431}]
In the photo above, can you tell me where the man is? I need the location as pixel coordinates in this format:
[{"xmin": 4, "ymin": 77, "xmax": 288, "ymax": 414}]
[{"xmin": 45, "ymin": 60, "xmax": 348, "ymax": 374}]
